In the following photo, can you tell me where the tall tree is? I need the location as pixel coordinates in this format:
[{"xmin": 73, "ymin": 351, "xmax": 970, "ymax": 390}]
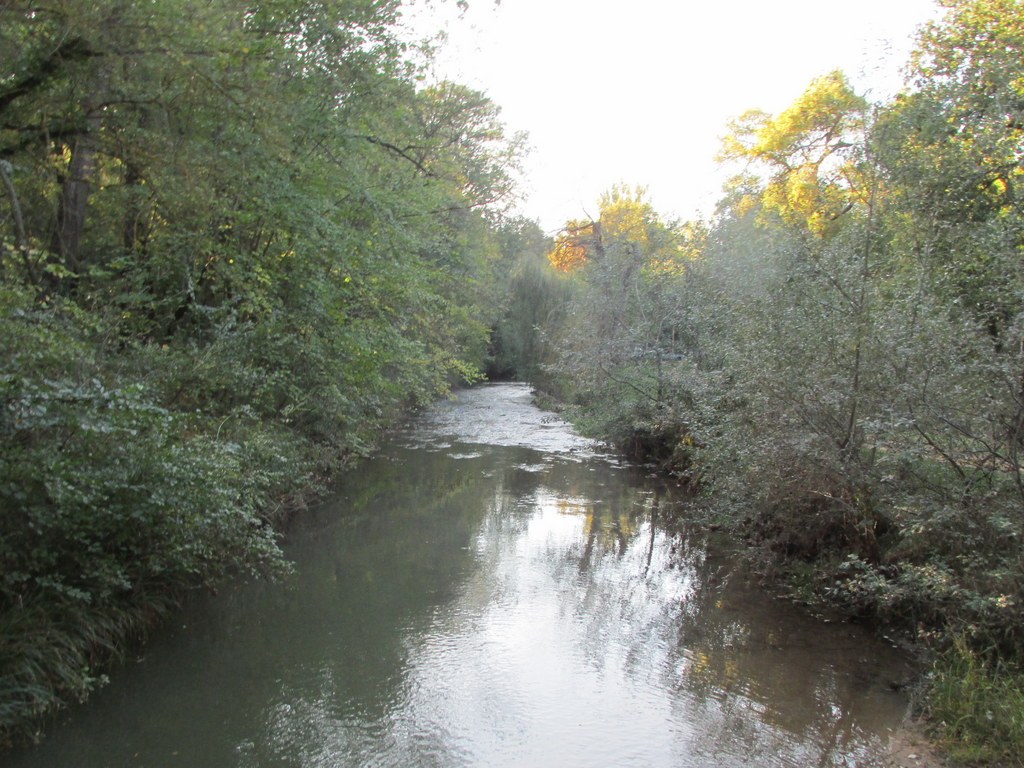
[{"xmin": 719, "ymin": 70, "xmax": 868, "ymax": 237}]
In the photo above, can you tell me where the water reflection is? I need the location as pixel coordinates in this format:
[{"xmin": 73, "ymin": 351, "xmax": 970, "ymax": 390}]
[{"xmin": 8, "ymin": 384, "xmax": 908, "ymax": 768}]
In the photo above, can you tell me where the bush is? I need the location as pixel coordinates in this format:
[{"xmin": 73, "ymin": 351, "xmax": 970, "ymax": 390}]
[{"xmin": 0, "ymin": 288, "xmax": 289, "ymax": 745}]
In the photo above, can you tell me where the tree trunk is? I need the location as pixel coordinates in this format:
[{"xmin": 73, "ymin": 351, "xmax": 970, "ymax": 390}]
[
  {"xmin": 0, "ymin": 159, "xmax": 39, "ymax": 284},
  {"xmin": 51, "ymin": 132, "xmax": 97, "ymax": 273},
  {"xmin": 122, "ymin": 159, "xmax": 150, "ymax": 255},
  {"xmin": 50, "ymin": 58, "xmax": 109, "ymax": 276}
]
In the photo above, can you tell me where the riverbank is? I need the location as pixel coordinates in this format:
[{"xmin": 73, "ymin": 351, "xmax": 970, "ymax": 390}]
[
  {"xmin": 0, "ymin": 282, "xmax": 494, "ymax": 749},
  {"xmin": 5, "ymin": 383, "xmax": 933, "ymax": 768},
  {"xmin": 882, "ymin": 719, "xmax": 951, "ymax": 768},
  {"xmin": 532, "ymin": 383, "xmax": 1024, "ymax": 768}
]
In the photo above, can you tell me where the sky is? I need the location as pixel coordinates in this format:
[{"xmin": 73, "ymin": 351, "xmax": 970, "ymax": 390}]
[{"xmin": 401, "ymin": 0, "xmax": 943, "ymax": 231}]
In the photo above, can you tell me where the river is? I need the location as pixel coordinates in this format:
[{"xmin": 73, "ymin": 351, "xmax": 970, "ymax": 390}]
[{"xmin": 8, "ymin": 383, "xmax": 912, "ymax": 767}]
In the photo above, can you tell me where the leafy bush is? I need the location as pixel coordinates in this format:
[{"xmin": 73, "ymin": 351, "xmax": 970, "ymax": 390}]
[{"xmin": 0, "ymin": 287, "xmax": 290, "ymax": 745}]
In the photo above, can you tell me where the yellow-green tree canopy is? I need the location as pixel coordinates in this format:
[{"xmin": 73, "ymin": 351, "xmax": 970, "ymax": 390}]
[
  {"xmin": 719, "ymin": 70, "xmax": 868, "ymax": 236},
  {"xmin": 547, "ymin": 185, "xmax": 682, "ymax": 272}
]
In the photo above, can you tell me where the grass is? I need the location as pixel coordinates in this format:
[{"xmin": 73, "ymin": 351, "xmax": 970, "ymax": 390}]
[
  {"xmin": 926, "ymin": 635, "xmax": 1024, "ymax": 767},
  {"xmin": 0, "ymin": 593, "xmax": 175, "ymax": 748}
]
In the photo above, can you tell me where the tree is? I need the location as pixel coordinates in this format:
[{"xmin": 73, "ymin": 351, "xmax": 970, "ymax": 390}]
[
  {"xmin": 719, "ymin": 70, "xmax": 868, "ymax": 237},
  {"xmin": 876, "ymin": 0, "xmax": 1024, "ymax": 339},
  {"xmin": 547, "ymin": 187, "xmax": 699, "ymax": 467},
  {"xmin": 871, "ymin": 0, "xmax": 1024, "ymax": 517},
  {"xmin": 486, "ymin": 217, "xmax": 567, "ymax": 382}
]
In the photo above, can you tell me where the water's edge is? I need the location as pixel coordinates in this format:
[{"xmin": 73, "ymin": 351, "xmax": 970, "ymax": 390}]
[{"xmin": 8, "ymin": 383, "xmax": 923, "ymax": 768}]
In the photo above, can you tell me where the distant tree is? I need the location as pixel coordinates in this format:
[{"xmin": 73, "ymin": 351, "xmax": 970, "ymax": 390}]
[{"xmin": 546, "ymin": 187, "xmax": 698, "ymax": 465}]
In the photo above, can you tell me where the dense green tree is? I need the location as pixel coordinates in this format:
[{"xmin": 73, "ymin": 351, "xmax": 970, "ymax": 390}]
[
  {"xmin": 487, "ymin": 216, "xmax": 566, "ymax": 382},
  {"xmin": 0, "ymin": 0, "xmax": 524, "ymax": 745},
  {"xmin": 876, "ymin": 0, "xmax": 1024, "ymax": 338}
]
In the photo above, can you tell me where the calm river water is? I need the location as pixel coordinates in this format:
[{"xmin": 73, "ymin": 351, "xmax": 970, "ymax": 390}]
[{"xmin": 9, "ymin": 383, "xmax": 912, "ymax": 767}]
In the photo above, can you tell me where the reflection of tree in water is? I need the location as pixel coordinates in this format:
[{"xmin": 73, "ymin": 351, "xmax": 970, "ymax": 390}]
[
  {"xmin": 291, "ymin": 442, "xmax": 908, "ymax": 767},
  {"xmin": 217, "ymin": 443, "xmax": 506, "ymax": 761},
  {"xmin": 664, "ymin": 540, "xmax": 909, "ymax": 763},
  {"xmin": 579, "ymin": 499, "xmax": 637, "ymax": 564},
  {"xmin": 517, "ymin": 468, "xmax": 907, "ymax": 765},
  {"xmin": 4, "ymin": 389, "xmax": 912, "ymax": 768}
]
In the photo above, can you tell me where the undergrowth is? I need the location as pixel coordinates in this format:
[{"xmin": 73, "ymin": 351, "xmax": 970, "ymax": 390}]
[{"xmin": 926, "ymin": 636, "xmax": 1024, "ymax": 767}]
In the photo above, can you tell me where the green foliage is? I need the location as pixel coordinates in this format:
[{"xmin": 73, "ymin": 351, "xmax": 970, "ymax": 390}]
[
  {"xmin": 927, "ymin": 636, "xmax": 1024, "ymax": 766},
  {"xmin": 0, "ymin": 0, "xmax": 524, "ymax": 747},
  {"xmin": 0, "ymin": 285, "xmax": 293, "ymax": 746},
  {"xmin": 877, "ymin": 0, "xmax": 1024, "ymax": 337},
  {"xmin": 487, "ymin": 218, "xmax": 569, "ymax": 383}
]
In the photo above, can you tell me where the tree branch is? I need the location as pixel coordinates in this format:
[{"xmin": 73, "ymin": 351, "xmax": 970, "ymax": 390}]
[
  {"xmin": 0, "ymin": 159, "xmax": 40, "ymax": 284},
  {"xmin": 0, "ymin": 36, "xmax": 98, "ymax": 116},
  {"xmin": 354, "ymin": 135, "xmax": 436, "ymax": 177}
]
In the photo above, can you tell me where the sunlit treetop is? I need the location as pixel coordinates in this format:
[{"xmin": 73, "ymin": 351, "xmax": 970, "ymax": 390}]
[
  {"xmin": 724, "ymin": 71, "xmax": 866, "ymax": 167},
  {"xmin": 547, "ymin": 185, "xmax": 681, "ymax": 272},
  {"xmin": 718, "ymin": 70, "xmax": 868, "ymax": 236},
  {"xmin": 548, "ymin": 218, "xmax": 593, "ymax": 272},
  {"xmin": 597, "ymin": 184, "xmax": 659, "ymax": 244},
  {"xmin": 547, "ymin": 185, "xmax": 645, "ymax": 273}
]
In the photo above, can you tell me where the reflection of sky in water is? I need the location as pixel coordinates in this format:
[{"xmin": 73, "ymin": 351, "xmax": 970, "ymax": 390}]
[
  {"xmin": 338, "ymin": 480, "xmax": 906, "ymax": 768},
  {"xmin": 380, "ymin": 487, "xmax": 693, "ymax": 767},
  {"xmin": 7, "ymin": 384, "xmax": 910, "ymax": 768}
]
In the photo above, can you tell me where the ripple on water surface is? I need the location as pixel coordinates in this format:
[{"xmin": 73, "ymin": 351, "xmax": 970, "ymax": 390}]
[
  {"xmin": 5, "ymin": 382, "xmax": 913, "ymax": 768},
  {"xmin": 406, "ymin": 382, "xmax": 604, "ymax": 458}
]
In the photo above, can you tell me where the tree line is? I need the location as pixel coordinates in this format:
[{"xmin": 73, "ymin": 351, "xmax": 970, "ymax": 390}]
[
  {"xmin": 0, "ymin": 0, "xmax": 528, "ymax": 744},
  {"xmin": 499, "ymin": 1, "xmax": 1023, "ymax": 761}
]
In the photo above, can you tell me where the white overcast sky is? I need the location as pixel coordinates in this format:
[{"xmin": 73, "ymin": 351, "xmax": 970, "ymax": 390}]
[{"xmin": 401, "ymin": 0, "xmax": 942, "ymax": 231}]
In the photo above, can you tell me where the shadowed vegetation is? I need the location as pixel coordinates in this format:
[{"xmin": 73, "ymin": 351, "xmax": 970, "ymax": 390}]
[{"xmin": 516, "ymin": 3, "xmax": 1024, "ymax": 762}]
